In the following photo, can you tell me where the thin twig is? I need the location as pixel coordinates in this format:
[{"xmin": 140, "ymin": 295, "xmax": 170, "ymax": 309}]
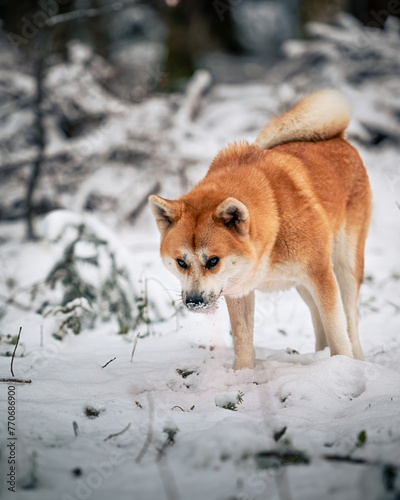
[
  {"xmin": 130, "ymin": 332, "xmax": 141, "ymax": 362},
  {"xmin": 144, "ymin": 276, "xmax": 182, "ymax": 333},
  {"xmin": 46, "ymin": 1, "xmax": 128, "ymax": 27},
  {"xmin": 73, "ymin": 421, "xmax": 79, "ymax": 437},
  {"xmin": 10, "ymin": 326, "xmax": 22, "ymax": 378},
  {"xmin": 171, "ymin": 406, "xmax": 185, "ymax": 412},
  {"xmin": 102, "ymin": 357, "xmax": 116, "ymax": 369},
  {"xmin": 104, "ymin": 423, "xmax": 131, "ymax": 442},
  {"xmin": 0, "ymin": 378, "xmax": 31, "ymax": 384},
  {"xmin": 135, "ymin": 394, "xmax": 154, "ymax": 463}
]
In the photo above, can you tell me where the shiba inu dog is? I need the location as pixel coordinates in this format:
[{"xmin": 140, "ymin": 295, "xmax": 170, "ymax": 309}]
[{"xmin": 149, "ymin": 89, "xmax": 372, "ymax": 370}]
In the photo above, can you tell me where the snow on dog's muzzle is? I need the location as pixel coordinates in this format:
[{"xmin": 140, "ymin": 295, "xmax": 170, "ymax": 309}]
[
  {"xmin": 185, "ymin": 293, "xmax": 204, "ymax": 309},
  {"xmin": 184, "ymin": 292, "xmax": 219, "ymax": 313}
]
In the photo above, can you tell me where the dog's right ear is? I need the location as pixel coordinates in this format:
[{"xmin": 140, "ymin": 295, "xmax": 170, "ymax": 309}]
[{"xmin": 148, "ymin": 195, "xmax": 181, "ymax": 236}]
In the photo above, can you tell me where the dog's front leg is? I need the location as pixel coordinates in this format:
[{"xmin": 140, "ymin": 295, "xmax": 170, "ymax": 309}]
[{"xmin": 226, "ymin": 291, "xmax": 255, "ymax": 370}]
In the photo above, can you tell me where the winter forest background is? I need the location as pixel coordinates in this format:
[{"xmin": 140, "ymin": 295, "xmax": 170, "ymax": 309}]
[{"xmin": 0, "ymin": 1, "xmax": 400, "ymax": 499}]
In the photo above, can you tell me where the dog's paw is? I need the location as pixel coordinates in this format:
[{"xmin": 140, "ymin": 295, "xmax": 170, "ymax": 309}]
[{"xmin": 233, "ymin": 356, "xmax": 255, "ymax": 370}]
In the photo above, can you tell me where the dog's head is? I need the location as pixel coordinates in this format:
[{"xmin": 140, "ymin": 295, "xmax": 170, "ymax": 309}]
[{"xmin": 149, "ymin": 195, "xmax": 256, "ymax": 312}]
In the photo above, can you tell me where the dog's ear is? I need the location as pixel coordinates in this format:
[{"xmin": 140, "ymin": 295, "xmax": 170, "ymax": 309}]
[
  {"xmin": 148, "ymin": 195, "xmax": 181, "ymax": 236},
  {"xmin": 214, "ymin": 197, "xmax": 250, "ymax": 236}
]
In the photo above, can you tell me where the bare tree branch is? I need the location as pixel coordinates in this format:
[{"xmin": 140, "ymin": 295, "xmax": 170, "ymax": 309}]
[{"xmin": 46, "ymin": 1, "xmax": 137, "ymax": 27}]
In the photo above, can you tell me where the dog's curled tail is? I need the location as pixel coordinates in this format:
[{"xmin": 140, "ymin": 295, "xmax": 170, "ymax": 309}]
[{"xmin": 255, "ymin": 89, "xmax": 352, "ymax": 150}]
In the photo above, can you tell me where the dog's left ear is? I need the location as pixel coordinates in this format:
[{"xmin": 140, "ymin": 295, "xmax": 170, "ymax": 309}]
[
  {"xmin": 148, "ymin": 195, "xmax": 181, "ymax": 236},
  {"xmin": 214, "ymin": 197, "xmax": 250, "ymax": 236}
]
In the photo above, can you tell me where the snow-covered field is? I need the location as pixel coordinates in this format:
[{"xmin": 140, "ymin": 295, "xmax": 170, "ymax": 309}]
[{"xmin": 1, "ymin": 14, "xmax": 400, "ymax": 500}]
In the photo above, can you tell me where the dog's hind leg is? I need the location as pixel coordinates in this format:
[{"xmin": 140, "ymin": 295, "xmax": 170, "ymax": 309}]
[
  {"xmin": 297, "ymin": 285, "xmax": 328, "ymax": 352},
  {"xmin": 332, "ymin": 226, "xmax": 368, "ymax": 360},
  {"xmin": 226, "ymin": 291, "xmax": 255, "ymax": 370},
  {"xmin": 332, "ymin": 163, "xmax": 372, "ymax": 360},
  {"xmin": 306, "ymin": 262, "xmax": 353, "ymax": 358}
]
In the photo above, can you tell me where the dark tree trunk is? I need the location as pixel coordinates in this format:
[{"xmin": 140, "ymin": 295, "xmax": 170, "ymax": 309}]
[{"xmin": 26, "ymin": 32, "xmax": 46, "ymax": 240}]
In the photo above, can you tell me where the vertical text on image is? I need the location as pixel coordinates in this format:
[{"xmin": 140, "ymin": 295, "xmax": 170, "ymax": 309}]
[{"xmin": 7, "ymin": 385, "xmax": 17, "ymax": 493}]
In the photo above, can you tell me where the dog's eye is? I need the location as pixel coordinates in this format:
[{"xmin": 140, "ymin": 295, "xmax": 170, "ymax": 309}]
[
  {"xmin": 177, "ymin": 259, "xmax": 187, "ymax": 269},
  {"xmin": 206, "ymin": 257, "xmax": 219, "ymax": 269}
]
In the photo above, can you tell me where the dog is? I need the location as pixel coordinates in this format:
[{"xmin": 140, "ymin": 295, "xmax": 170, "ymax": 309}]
[{"xmin": 149, "ymin": 89, "xmax": 372, "ymax": 369}]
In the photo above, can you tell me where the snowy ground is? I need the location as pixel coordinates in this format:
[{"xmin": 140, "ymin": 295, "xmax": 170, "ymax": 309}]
[
  {"xmin": 0, "ymin": 138, "xmax": 400, "ymax": 500},
  {"xmin": 1, "ymin": 15, "xmax": 400, "ymax": 500},
  {"xmin": 1, "ymin": 129, "xmax": 400, "ymax": 500}
]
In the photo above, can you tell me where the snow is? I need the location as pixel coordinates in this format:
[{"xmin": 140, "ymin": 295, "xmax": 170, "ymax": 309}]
[{"xmin": 1, "ymin": 13, "xmax": 400, "ymax": 500}]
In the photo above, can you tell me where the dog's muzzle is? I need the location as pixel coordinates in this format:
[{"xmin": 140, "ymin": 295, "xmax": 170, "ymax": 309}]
[
  {"xmin": 184, "ymin": 293, "xmax": 218, "ymax": 313},
  {"xmin": 185, "ymin": 294, "xmax": 206, "ymax": 311}
]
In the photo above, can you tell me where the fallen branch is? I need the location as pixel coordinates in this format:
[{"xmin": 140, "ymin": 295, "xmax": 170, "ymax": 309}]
[
  {"xmin": 104, "ymin": 423, "xmax": 131, "ymax": 442},
  {"xmin": 256, "ymin": 449, "xmax": 310, "ymax": 468},
  {"xmin": 10, "ymin": 326, "xmax": 22, "ymax": 378},
  {"xmin": 171, "ymin": 406, "xmax": 185, "ymax": 412},
  {"xmin": 0, "ymin": 378, "xmax": 31, "ymax": 384},
  {"xmin": 102, "ymin": 357, "xmax": 116, "ymax": 369},
  {"xmin": 323, "ymin": 454, "xmax": 367, "ymax": 465}
]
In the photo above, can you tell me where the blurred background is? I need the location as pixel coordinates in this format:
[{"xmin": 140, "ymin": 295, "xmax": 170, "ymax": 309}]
[
  {"xmin": 1, "ymin": 0, "xmax": 398, "ymax": 87},
  {"xmin": 0, "ymin": 0, "xmax": 399, "ymax": 238}
]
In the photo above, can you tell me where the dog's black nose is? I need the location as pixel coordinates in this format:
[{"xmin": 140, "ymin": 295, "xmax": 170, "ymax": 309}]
[{"xmin": 185, "ymin": 294, "xmax": 204, "ymax": 309}]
